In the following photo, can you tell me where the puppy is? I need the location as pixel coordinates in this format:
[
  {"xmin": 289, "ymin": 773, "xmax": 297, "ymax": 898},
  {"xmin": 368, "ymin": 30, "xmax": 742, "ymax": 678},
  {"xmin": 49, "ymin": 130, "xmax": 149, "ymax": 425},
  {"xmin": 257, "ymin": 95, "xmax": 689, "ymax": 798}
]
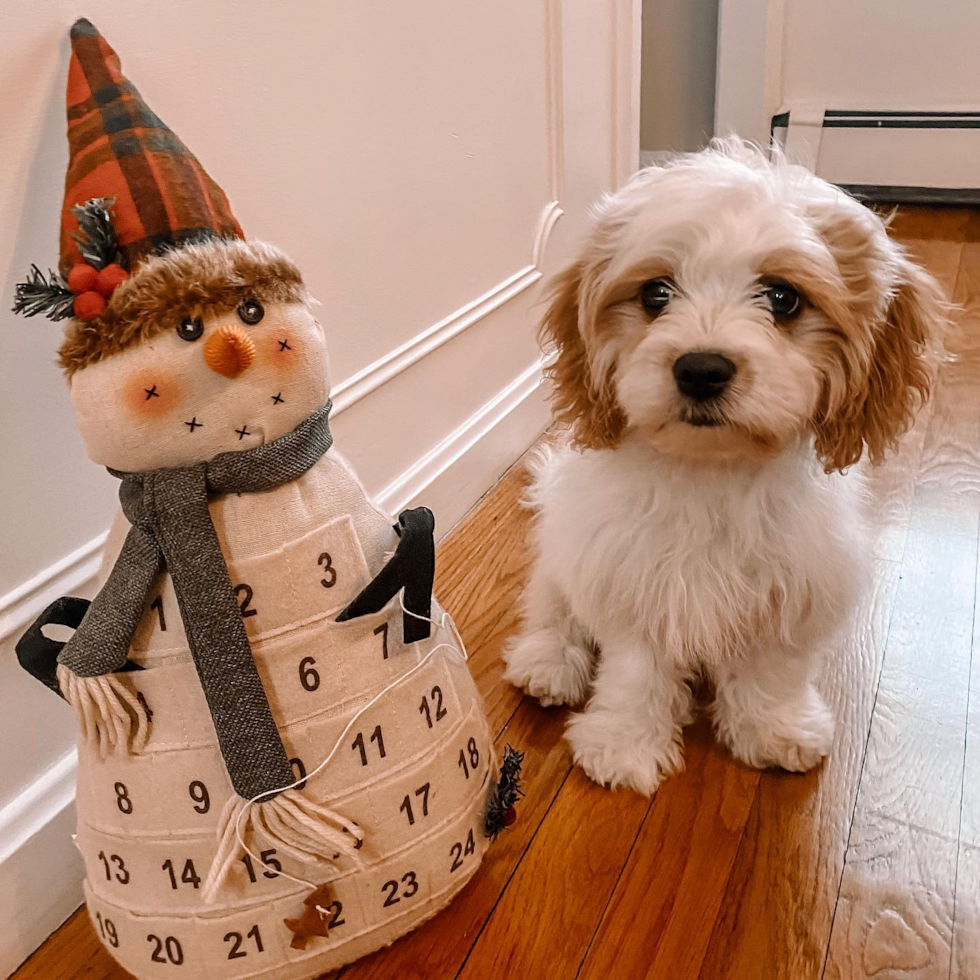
[{"xmin": 504, "ymin": 139, "xmax": 947, "ymax": 794}]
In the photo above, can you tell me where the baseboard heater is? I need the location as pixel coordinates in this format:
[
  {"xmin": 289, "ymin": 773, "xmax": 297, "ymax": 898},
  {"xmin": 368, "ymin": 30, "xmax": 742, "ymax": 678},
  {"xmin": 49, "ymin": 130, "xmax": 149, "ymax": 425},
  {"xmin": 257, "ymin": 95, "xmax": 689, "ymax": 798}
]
[{"xmin": 771, "ymin": 109, "xmax": 980, "ymax": 206}]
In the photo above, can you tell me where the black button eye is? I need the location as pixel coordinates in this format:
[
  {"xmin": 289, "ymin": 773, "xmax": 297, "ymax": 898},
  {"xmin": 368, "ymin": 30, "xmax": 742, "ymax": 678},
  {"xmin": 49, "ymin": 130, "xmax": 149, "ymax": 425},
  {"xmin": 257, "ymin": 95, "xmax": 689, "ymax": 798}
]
[
  {"xmin": 237, "ymin": 298, "xmax": 264, "ymax": 325},
  {"xmin": 764, "ymin": 282, "xmax": 802, "ymax": 319},
  {"xmin": 640, "ymin": 279, "xmax": 673, "ymax": 315},
  {"xmin": 176, "ymin": 316, "xmax": 204, "ymax": 342}
]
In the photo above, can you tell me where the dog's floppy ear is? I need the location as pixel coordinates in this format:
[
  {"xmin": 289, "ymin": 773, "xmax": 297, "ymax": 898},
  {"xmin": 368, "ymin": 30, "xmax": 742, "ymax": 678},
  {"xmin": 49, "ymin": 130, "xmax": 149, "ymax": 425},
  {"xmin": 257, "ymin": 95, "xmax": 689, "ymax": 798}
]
[
  {"xmin": 814, "ymin": 248, "xmax": 947, "ymax": 472},
  {"xmin": 540, "ymin": 260, "xmax": 626, "ymax": 449}
]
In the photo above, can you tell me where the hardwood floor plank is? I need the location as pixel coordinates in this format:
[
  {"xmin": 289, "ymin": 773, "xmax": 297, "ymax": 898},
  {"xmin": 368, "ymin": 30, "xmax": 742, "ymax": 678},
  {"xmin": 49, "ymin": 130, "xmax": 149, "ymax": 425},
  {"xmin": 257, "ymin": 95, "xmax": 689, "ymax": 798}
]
[
  {"xmin": 456, "ymin": 757, "xmax": 651, "ymax": 980},
  {"xmin": 825, "ymin": 815, "xmax": 958, "ymax": 980},
  {"xmin": 886, "ymin": 207, "xmax": 971, "ymax": 244},
  {"xmin": 950, "ymin": 530, "xmax": 980, "ymax": 980},
  {"xmin": 576, "ymin": 721, "xmax": 758, "ymax": 980},
  {"xmin": 436, "ymin": 463, "xmax": 533, "ymax": 738},
  {"xmin": 11, "ymin": 908, "xmax": 122, "ymax": 980},
  {"xmin": 822, "ymin": 244, "xmax": 980, "ymax": 979},
  {"xmin": 951, "ymin": 843, "xmax": 980, "ymax": 980},
  {"xmin": 699, "ymin": 560, "xmax": 901, "ymax": 980}
]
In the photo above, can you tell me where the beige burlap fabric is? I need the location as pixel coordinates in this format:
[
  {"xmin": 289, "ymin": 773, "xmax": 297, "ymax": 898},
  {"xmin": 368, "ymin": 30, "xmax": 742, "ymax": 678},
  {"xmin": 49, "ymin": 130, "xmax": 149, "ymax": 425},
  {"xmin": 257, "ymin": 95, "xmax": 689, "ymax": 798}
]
[{"xmin": 75, "ymin": 449, "xmax": 494, "ymax": 979}]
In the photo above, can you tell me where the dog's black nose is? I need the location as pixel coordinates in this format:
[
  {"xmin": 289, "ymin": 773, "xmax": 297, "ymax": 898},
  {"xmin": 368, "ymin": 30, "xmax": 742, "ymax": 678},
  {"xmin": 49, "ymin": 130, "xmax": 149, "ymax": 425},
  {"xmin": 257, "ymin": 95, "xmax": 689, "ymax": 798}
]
[{"xmin": 672, "ymin": 352, "xmax": 737, "ymax": 401}]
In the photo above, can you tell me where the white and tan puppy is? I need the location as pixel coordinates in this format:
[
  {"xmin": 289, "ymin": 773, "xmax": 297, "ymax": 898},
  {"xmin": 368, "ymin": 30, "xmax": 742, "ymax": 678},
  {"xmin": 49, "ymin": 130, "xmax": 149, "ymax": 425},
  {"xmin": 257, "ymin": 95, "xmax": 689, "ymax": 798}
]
[{"xmin": 504, "ymin": 139, "xmax": 948, "ymax": 794}]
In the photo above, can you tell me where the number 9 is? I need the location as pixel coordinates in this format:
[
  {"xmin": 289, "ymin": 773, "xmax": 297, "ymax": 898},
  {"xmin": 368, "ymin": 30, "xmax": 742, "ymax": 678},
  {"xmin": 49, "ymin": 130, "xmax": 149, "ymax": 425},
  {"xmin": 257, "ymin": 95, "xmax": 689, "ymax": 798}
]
[{"xmin": 188, "ymin": 780, "xmax": 210, "ymax": 814}]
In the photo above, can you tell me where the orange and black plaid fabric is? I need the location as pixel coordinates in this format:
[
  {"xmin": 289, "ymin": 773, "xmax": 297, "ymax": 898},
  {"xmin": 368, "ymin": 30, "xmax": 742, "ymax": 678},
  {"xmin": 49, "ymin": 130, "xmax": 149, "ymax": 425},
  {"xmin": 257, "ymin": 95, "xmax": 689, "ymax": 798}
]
[{"xmin": 61, "ymin": 18, "xmax": 244, "ymax": 275}]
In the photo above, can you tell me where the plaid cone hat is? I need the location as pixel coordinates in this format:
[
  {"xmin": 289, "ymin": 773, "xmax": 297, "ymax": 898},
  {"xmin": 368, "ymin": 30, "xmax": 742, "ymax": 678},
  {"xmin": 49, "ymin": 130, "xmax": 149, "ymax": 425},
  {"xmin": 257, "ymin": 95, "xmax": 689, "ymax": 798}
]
[
  {"xmin": 62, "ymin": 18, "xmax": 243, "ymax": 272},
  {"xmin": 12, "ymin": 18, "xmax": 305, "ymax": 376}
]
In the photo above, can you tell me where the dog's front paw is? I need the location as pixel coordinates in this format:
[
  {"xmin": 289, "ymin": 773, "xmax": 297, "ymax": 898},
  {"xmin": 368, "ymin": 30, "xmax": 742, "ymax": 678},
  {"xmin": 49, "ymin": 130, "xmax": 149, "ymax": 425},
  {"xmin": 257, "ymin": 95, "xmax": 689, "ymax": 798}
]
[
  {"xmin": 565, "ymin": 709, "xmax": 683, "ymax": 795},
  {"xmin": 719, "ymin": 687, "xmax": 835, "ymax": 772},
  {"xmin": 503, "ymin": 628, "xmax": 592, "ymax": 707}
]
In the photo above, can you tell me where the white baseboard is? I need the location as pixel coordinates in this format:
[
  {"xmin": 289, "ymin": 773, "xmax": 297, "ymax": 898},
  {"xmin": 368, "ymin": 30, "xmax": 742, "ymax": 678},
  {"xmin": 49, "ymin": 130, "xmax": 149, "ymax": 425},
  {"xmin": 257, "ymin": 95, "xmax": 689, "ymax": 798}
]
[
  {"xmin": 0, "ymin": 750, "xmax": 83, "ymax": 978},
  {"xmin": 376, "ymin": 357, "xmax": 550, "ymax": 534},
  {"xmin": 772, "ymin": 109, "xmax": 980, "ymax": 193},
  {"xmin": 0, "ymin": 361, "xmax": 550, "ymax": 974}
]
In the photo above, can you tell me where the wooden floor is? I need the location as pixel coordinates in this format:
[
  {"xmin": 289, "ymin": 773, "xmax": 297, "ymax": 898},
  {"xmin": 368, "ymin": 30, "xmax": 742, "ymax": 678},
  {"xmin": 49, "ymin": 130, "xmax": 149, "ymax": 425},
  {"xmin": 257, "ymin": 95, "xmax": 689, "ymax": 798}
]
[{"xmin": 13, "ymin": 208, "xmax": 980, "ymax": 980}]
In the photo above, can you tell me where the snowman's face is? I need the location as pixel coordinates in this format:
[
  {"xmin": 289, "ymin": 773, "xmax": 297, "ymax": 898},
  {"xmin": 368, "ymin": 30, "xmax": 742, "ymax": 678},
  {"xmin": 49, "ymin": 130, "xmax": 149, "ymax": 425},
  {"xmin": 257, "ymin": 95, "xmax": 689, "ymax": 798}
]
[{"xmin": 69, "ymin": 300, "xmax": 331, "ymax": 472}]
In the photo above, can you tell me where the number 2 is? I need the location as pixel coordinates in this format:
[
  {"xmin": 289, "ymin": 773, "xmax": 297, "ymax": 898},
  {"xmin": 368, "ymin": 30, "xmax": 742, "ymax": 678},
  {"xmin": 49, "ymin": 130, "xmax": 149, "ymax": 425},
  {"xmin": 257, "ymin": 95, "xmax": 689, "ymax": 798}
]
[{"xmin": 234, "ymin": 583, "xmax": 257, "ymax": 618}]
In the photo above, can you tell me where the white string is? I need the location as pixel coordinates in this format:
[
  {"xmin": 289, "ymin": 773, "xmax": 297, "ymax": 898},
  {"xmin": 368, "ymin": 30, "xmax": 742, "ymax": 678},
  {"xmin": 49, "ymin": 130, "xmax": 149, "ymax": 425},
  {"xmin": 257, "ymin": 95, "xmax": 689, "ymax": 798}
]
[{"xmin": 232, "ymin": 593, "xmax": 470, "ymax": 893}]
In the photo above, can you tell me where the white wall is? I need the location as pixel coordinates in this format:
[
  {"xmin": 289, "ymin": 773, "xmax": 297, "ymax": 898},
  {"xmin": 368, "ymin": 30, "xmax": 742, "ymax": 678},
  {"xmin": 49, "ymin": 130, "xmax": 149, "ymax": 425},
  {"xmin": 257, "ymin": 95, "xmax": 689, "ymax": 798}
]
[
  {"xmin": 717, "ymin": 0, "xmax": 980, "ymax": 146},
  {"xmin": 0, "ymin": 1, "xmax": 639, "ymax": 972},
  {"xmin": 781, "ymin": 0, "xmax": 980, "ymax": 110},
  {"xmin": 640, "ymin": 0, "xmax": 718, "ymax": 154}
]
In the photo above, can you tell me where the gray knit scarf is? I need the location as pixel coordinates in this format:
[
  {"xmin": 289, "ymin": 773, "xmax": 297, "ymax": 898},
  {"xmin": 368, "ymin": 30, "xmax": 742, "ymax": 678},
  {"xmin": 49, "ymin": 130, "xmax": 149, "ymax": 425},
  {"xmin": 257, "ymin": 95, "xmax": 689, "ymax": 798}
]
[{"xmin": 59, "ymin": 402, "xmax": 334, "ymax": 800}]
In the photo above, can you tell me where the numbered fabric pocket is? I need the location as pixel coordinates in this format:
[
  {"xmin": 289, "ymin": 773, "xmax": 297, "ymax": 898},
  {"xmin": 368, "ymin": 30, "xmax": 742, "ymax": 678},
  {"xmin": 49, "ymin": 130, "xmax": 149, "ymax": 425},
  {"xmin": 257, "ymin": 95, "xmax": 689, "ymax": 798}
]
[
  {"xmin": 80, "ymin": 739, "xmax": 234, "ymax": 837},
  {"xmin": 78, "ymin": 821, "xmax": 308, "ymax": 915},
  {"xmin": 128, "ymin": 514, "xmax": 373, "ymax": 663},
  {"xmin": 295, "ymin": 648, "xmax": 464, "ymax": 805},
  {"xmin": 348, "ymin": 702, "xmax": 492, "ymax": 859},
  {"xmin": 251, "ymin": 594, "xmax": 419, "ymax": 731},
  {"xmin": 85, "ymin": 884, "xmax": 198, "ymax": 979}
]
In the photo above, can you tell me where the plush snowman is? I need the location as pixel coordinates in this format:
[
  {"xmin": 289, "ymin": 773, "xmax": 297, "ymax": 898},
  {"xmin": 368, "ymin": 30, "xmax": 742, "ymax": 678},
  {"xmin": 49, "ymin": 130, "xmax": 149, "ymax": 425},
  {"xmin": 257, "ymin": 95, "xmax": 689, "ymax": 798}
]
[{"xmin": 14, "ymin": 19, "xmax": 521, "ymax": 980}]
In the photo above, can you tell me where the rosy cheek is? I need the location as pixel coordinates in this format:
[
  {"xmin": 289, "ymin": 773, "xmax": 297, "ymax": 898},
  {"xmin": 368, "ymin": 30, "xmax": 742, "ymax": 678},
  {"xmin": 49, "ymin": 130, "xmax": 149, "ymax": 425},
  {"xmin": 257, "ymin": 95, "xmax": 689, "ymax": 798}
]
[
  {"xmin": 122, "ymin": 369, "xmax": 180, "ymax": 417},
  {"xmin": 262, "ymin": 332, "xmax": 301, "ymax": 375}
]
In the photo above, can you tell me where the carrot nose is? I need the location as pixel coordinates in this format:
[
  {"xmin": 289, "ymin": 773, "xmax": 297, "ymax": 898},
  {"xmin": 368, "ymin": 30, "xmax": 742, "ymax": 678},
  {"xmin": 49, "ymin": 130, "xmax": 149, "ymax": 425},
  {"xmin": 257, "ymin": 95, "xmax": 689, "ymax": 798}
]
[{"xmin": 203, "ymin": 323, "xmax": 256, "ymax": 377}]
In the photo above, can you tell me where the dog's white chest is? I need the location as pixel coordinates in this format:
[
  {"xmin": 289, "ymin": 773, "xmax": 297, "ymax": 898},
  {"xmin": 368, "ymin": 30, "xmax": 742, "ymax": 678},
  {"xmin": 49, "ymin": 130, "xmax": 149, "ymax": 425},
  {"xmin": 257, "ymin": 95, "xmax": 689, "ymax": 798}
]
[{"xmin": 534, "ymin": 443, "xmax": 864, "ymax": 664}]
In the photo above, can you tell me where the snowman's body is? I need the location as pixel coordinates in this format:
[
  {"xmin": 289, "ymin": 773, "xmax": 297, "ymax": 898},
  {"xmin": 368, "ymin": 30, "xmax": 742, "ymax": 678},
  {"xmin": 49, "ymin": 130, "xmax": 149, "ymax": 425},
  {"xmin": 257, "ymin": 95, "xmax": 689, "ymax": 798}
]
[
  {"xmin": 76, "ymin": 449, "xmax": 493, "ymax": 979},
  {"xmin": 13, "ymin": 26, "xmax": 507, "ymax": 972}
]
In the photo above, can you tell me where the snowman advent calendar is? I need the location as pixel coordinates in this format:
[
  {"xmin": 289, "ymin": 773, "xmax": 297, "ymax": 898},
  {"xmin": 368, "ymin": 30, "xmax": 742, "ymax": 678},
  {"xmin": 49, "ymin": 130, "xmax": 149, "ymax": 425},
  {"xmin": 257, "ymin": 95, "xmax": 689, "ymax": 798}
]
[{"xmin": 14, "ymin": 19, "xmax": 521, "ymax": 980}]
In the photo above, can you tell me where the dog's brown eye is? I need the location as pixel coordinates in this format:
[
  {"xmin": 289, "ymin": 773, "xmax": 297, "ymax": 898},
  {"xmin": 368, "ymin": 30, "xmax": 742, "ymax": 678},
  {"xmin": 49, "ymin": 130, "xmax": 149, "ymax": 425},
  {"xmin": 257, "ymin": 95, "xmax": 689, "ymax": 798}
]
[
  {"xmin": 640, "ymin": 279, "xmax": 673, "ymax": 314},
  {"xmin": 765, "ymin": 282, "xmax": 802, "ymax": 319}
]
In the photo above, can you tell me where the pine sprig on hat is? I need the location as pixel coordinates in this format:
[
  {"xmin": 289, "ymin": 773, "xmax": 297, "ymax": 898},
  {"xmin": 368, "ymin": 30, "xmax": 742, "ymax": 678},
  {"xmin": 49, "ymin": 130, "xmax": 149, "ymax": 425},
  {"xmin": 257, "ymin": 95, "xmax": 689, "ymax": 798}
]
[
  {"xmin": 12, "ymin": 265, "xmax": 76, "ymax": 321},
  {"xmin": 70, "ymin": 197, "xmax": 122, "ymax": 270}
]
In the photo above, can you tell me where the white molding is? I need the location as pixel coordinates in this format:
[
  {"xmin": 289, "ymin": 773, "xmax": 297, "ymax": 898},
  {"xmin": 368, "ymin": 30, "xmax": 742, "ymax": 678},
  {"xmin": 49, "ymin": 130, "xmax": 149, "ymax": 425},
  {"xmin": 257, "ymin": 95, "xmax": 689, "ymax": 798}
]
[
  {"xmin": 376, "ymin": 357, "xmax": 550, "ymax": 521},
  {"xmin": 0, "ymin": 749, "xmax": 82, "ymax": 978},
  {"xmin": 0, "ymin": 532, "xmax": 107, "ymax": 643},
  {"xmin": 332, "ymin": 252, "xmax": 554, "ymax": 417},
  {"xmin": 610, "ymin": 0, "xmax": 642, "ymax": 187},
  {"xmin": 0, "ymin": 748, "xmax": 77, "ymax": 865}
]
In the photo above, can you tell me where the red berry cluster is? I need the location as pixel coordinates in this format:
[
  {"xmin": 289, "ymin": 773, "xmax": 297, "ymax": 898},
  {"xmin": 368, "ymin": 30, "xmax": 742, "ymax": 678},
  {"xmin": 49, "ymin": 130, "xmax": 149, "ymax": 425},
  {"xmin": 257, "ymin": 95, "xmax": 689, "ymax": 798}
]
[{"xmin": 67, "ymin": 262, "xmax": 128, "ymax": 320}]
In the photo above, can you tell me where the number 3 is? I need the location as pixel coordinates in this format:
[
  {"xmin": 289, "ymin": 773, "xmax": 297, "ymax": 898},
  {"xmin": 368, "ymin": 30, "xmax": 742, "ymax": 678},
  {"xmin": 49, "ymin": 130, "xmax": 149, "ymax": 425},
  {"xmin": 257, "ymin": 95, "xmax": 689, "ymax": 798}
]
[{"xmin": 318, "ymin": 552, "xmax": 337, "ymax": 588}]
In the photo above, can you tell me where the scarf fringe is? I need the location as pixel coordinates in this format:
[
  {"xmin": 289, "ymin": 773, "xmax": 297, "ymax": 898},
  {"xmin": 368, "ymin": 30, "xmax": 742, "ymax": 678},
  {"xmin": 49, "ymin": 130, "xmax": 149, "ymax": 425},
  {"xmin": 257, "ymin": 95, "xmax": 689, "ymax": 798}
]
[
  {"xmin": 57, "ymin": 665, "xmax": 149, "ymax": 758},
  {"xmin": 202, "ymin": 789, "xmax": 364, "ymax": 903}
]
